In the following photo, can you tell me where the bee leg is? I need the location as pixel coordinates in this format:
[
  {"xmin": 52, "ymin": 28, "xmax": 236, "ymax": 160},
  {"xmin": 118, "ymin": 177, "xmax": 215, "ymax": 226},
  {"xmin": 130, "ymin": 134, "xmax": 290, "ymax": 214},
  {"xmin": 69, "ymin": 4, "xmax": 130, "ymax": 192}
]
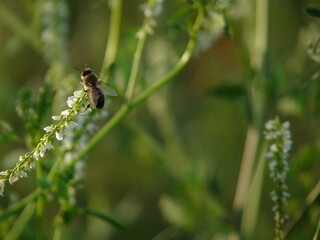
[{"xmin": 84, "ymin": 103, "xmax": 91, "ymax": 111}]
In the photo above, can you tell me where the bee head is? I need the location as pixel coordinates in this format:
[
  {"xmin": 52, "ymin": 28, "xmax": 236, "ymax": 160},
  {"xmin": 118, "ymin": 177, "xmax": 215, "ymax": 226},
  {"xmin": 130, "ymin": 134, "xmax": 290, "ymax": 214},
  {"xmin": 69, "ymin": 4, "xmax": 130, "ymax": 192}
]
[{"xmin": 82, "ymin": 68, "xmax": 93, "ymax": 77}]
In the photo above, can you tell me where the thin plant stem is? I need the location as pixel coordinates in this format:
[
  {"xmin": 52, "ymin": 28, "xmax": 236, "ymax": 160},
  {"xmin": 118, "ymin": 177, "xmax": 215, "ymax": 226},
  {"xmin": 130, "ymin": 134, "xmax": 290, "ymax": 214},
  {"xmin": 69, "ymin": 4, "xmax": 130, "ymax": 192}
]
[
  {"xmin": 131, "ymin": 6, "xmax": 204, "ymax": 108},
  {"xmin": 285, "ymin": 179, "xmax": 320, "ymax": 238},
  {"xmin": 241, "ymin": 141, "xmax": 267, "ymax": 238},
  {"xmin": 100, "ymin": 0, "xmax": 122, "ymax": 82},
  {"xmin": 233, "ymin": 126, "xmax": 259, "ymax": 209},
  {"xmin": 0, "ymin": 190, "xmax": 41, "ymax": 220},
  {"xmin": 124, "ymin": 0, "xmax": 159, "ymax": 103},
  {"xmin": 313, "ymin": 216, "xmax": 320, "ymax": 240},
  {"xmin": 35, "ymin": 161, "xmax": 44, "ymax": 240},
  {"xmin": 238, "ymin": 0, "xmax": 269, "ymax": 237},
  {"xmin": 52, "ymin": 222, "xmax": 64, "ymax": 240},
  {"xmin": 124, "ymin": 24, "xmax": 147, "ymax": 103},
  {"xmin": 4, "ymin": 203, "xmax": 37, "ymax": 240}
]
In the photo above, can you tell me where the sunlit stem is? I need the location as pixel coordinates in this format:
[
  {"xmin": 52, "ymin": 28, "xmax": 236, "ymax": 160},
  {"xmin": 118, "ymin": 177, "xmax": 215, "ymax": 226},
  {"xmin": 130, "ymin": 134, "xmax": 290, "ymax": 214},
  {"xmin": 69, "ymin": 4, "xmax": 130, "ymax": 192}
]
[{"xmin": 100, "ymin": 0, "xmax": 122, "ymax": 83}]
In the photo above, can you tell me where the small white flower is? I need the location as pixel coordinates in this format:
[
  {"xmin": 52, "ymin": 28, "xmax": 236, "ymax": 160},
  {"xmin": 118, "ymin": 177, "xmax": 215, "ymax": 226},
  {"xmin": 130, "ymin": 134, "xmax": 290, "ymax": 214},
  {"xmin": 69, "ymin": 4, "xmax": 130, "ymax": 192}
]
[
  {"xmin": 283, "ymin": 191, "xmax": 290, "ymax": 198},
  {"xmin": 0, "ymin": 180, "xmax": 5, "ymax": 196},
  {"xmin": 65, "ymin": 121, "xmax": 78, "ymax": 132},
  {"xmin": 73, "ymin": 90, "xmax": 82, "ymax": 97},
  {"xmin": 44, "ymin": 141, "xmax": 54, "ymax": 151},
  {"xmin": 61, "ymin": 110, "xmax": 70, "ymax": 116},
  {"xmin": 9, "ymin": 173, "xmax": 19, "ymax": 185},
  {"xmin": 55, "ymin": 130, "xmax": 64, "ymax": 141},
  {"xmin": 154, "ymin": 1, "xmax": 163, "ymax": 16},
  {"xmin": 264, "ymin": 117, "xmax": 292, "ymax": 231},
  {"xmin": 135, "ymin": 30, "xmax": 144, "ymax": 39},
  {"xmin": 270, "ymin": 144, "xmax": 278, "ymax": 152},
  {"xmin": 44, "ymin": 125, "xmax": 53, "ymax": 132},
  {"xmin": 265, "ymin": 120, "xmax": 276, "ymax": 130},
  {"xmin": 71, "ymin": 110, "xmax": 78, "ymax": 116},
  {"xmin": 145, "ymin": 24, "xmax": 154, "ymax": 35},
  {"xmin": 18, "ymin": 171, "xmax": 27, "ymax": 179},
  {"xmin": 81, "ymin": 108, "xmax": 92, "ymax": 115},
  {"xmin": 87, "ymin": 123, "xmax": 98, "ymax": 133},
  {"xmin": 39, "ymin": 151, "xmax": 44, "ymax": 158},
  {"xmin": 265, "ymin": 151, "xmax": 274, "ymax": 159},
  {"xmin": 144, "ymin": 8, "xmax": 152, "ymax": 17},
  {"xmin": 282, "ymin": 121, "xmax": 290, "ymax": 130},
  {"xmin": 271, "ymin": 194, "xmax": 278, "ymax": 202},
  {"xmin": 19, "ymin": 156, "xmax": 25, "ymax": 162},
  {"xmin": 63, "ymin": 152, "xmax": 74, "ymax": 165},
  {"xmin": 67, "ymin": 96, "xmax": 77, "ymax": 108},
  {"xmin": 33, "ymin": 151, "xmax": 40, "ymax": 161},
  {"xmin": 28, "ymin": 161, "xmax": 35, "ymax": 170},
  {"xmin": 268, "ymin": 160, "xmax": 277, "ymax": 170},
  {"xmin": 52, "ymin": 116, "xmax": 61, "ymax": 120}
]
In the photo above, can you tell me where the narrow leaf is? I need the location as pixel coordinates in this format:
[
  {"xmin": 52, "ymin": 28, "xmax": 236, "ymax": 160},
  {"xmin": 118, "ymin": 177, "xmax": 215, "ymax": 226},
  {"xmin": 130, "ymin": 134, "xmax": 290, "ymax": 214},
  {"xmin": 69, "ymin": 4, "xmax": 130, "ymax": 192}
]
[
  {"xmin": 208, "ymin": 84, "xmax": 246, "ymax": 100},
  {"xmin": 82, "ymin": 208, "xmax": 126, "ymax": 230},
  {"xmin": 306, "ymin": 7, "xmax": 320, "ymax": 18}
]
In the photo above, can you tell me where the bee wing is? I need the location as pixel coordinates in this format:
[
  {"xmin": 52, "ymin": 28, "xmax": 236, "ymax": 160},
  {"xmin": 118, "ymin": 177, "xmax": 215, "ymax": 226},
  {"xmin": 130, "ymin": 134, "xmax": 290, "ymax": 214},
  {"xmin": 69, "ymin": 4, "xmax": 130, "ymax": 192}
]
[{"xmin": 104, "ymin": 84, "xmax": 118, "ymax": 96}]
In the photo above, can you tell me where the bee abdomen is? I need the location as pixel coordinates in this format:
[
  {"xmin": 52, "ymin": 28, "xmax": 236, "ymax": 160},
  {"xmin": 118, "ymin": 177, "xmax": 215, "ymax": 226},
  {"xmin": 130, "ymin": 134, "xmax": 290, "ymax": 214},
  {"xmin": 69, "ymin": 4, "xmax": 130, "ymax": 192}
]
[{"xmin": 96, "ymin": 88, "xmax": 105, "ymax": 109}]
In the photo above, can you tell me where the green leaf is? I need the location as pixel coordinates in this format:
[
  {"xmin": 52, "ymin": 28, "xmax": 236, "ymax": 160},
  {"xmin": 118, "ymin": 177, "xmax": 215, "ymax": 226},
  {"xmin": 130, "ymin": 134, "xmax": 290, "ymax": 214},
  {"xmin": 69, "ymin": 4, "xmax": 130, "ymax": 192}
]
[
  {"xmin": 168, "ymin": 8, "xmax": 191, "ymax": 25},
  {"xmin": 208, "ymin": 84, "xmax": 246, "ymax": 100},
  {"xmin": 37, "ymin": 83, "xmax": 55, "ymax": 123},
  {"xmin": 82, "ymin": 208, "xmax": 126, "ymax": 230},
  {"xmin": 0, "ymin": 120, "xmax": 20, "ymax": 143},
  {"xmin": 61, "ymin": 206, "xmax": 78, "ymax": 224},
  {"xmin": 37, "ymin": 176, "xmax": 52, "ymax": 190},
  {"xmin": 15, "ymin": 88, "xmax": 35, "ymax": 122},
  {"xmin": 306, "ymin": 7, "xmax": 320, "ymax": 18}
]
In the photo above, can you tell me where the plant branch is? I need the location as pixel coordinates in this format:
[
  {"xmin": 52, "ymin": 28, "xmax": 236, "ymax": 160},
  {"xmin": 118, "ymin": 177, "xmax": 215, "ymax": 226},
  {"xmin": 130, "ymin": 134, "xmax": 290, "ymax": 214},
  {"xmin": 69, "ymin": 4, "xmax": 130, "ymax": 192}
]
[{"xmin": 100, "ymin": 0, "xmax": 122, "ymax": 82}]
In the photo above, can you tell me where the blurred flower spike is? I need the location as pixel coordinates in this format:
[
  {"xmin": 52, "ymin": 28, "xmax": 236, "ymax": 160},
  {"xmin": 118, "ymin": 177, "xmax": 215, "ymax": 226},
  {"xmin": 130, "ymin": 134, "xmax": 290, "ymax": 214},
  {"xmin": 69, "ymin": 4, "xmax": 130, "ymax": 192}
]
[
  {"xmin": 264, "ymin": 117, "xmax": 292, "ymax": 240},
  {"xmin": 0, "ymin": 89, "xmax": 88, "ymax": 196},
  {"xmin": 136, "ymin": 0, "xmax": 163, "ymax": 39}
]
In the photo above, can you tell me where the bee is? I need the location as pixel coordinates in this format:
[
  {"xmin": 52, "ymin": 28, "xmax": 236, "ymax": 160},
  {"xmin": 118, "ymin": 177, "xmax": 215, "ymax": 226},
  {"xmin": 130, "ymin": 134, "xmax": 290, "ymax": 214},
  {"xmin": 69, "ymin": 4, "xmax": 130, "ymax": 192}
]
[{"xmin": 74, "ymin": 67, "xmax": 117, "ymax": 110}]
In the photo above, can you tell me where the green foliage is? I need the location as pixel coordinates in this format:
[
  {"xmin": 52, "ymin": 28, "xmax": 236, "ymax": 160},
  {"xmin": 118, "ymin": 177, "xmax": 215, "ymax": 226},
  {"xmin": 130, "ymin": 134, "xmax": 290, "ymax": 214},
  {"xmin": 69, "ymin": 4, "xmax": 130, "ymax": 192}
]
[
  {"xmin": 306, "ymin": 7, "xmax": 320, "ymax": 19},
  {"xmin": 208, "ymin": 84, "xmax": 246, "ymax": 100}
]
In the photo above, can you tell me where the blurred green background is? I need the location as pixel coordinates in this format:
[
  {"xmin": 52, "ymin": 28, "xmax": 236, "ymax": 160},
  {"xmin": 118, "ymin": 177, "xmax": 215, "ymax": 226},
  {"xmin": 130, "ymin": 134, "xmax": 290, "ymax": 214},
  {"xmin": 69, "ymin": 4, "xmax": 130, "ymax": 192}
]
[{"xmin": 1, "ymin": 0, "xmax": 320, "ymax": 239}]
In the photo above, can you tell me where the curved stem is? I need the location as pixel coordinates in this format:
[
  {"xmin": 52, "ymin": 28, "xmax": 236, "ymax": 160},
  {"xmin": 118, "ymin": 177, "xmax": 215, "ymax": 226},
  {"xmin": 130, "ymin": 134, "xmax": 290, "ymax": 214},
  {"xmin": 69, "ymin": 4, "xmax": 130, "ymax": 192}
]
[
  {"xmin": 124, "ymin": 24, "xmax": 147, "ymax": 103},
  {"xmin": 35, "ymin": 161, "xmax": 44, "ymax": 240},
  {"xmin": 100, "ymin": 0, "xmax": 122, "ymax": 82},
  {"xmin": 124, "ymin": 0, "xmax": 159, "ymax": 103},
  {"xmin": 4, "ymin": 203, "xmax": 37, "ymax": 240}
]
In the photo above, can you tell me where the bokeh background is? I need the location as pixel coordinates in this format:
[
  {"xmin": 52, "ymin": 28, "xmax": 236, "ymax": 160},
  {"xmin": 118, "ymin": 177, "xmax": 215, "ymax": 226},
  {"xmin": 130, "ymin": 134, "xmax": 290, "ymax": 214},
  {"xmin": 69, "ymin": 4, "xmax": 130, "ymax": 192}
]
[{"xmin": 1, "ymin": 0, "xmax": 320, "ymax": 239}]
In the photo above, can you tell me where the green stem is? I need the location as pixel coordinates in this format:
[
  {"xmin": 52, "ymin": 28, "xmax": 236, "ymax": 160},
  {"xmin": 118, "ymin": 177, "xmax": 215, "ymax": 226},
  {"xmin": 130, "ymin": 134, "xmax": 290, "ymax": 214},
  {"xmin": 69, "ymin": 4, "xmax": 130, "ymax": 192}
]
[
  {"xmin": 124, "ymin": 24, "xmax": 147, "ymax": 103},
  {"xmin": 100, "ymin": 0, "xmax": 122, "ymax": 82},
  {"xmin": 4, "ymin": 203, "xmax": 37, "ymax": 240},
  {"xmin": 285, "ymin": 179, "xmax": 320, "ymax": 238},
  {"xmin": 124, "ymin": 0, "xmax": 159, "ymax": 103},
  {"xmin": 0, "ymin": 190, "xmax": 41, "ymax": 220},
  {"xmin": 131, "ymin": 3, "xmax": 203, "ymax": 107},
  {"xmin": 77, "ymin": 104, "xmax": 129, "ymax": 160},
  {"xmin": 35, "ymin": 161, "xmax": 44, "ymax": 240},
  {"xmin": 52, "ymin": 223, "xmax": 64, "ymax": 240},
  {"xmin": 238, "ymin": 0, "xmax": 269, "ymax": 237},
  {"xmin": 312, "ymin": 216, "xmax": 320, "ymax": 240}
]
